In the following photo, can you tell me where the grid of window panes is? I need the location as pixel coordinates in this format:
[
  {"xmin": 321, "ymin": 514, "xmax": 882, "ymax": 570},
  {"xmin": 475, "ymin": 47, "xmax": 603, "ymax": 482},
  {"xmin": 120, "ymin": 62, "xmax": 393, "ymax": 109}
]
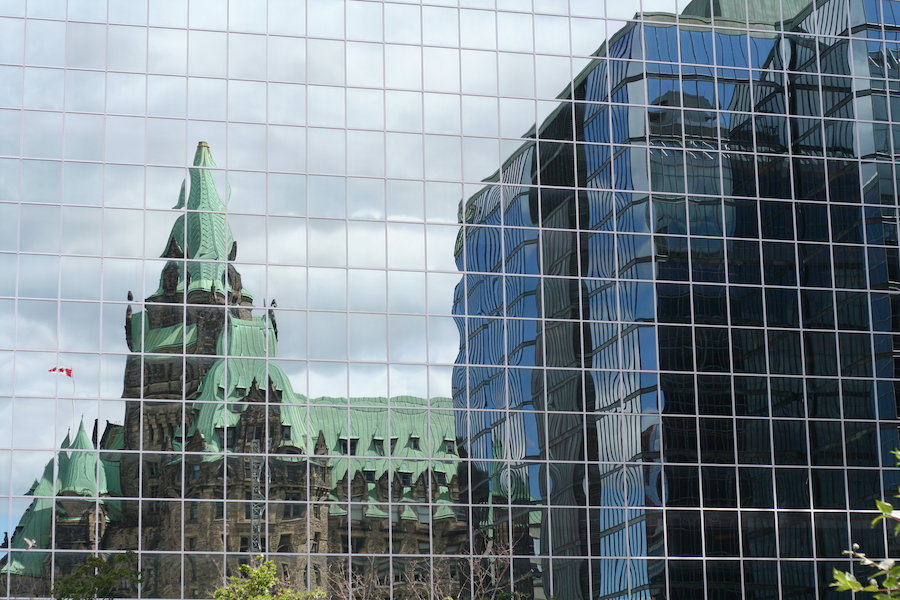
[{"xmin": 1, "ymin": 0, "xmax": 899, "ymax": 598}]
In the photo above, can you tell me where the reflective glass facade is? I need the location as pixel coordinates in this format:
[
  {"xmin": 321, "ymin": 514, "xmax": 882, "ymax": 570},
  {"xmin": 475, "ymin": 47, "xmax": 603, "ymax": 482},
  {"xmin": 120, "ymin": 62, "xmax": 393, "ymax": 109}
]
[{"xmin": 1, "ymin": 0, "xmax": 899, "ymax": 598}]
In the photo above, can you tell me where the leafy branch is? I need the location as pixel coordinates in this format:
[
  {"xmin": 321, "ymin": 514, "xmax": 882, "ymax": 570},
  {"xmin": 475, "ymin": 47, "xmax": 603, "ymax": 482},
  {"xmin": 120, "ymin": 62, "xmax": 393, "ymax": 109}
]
[
  {"xmin": 833, "ymin": 450, "xmax": 900, "ymax": 599},
  {"xmin": 214, "ymin": 557, "xmax": 326, "ymax": 600},
  {"xmin": 52, "ymin": 551, "xmax": 142, "ymax": 600}
]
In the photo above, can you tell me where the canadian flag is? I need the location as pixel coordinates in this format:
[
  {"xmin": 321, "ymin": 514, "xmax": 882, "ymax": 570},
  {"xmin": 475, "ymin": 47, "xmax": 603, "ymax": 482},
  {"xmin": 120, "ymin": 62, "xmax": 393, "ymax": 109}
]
[{"xmin": 49, "ymin": 367, "xmax": 73, "ymax": 377}]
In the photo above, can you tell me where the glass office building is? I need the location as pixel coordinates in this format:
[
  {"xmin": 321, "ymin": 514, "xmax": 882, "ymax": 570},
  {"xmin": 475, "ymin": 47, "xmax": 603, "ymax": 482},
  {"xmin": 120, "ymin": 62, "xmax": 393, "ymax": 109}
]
[{"xmin": 2, "ymin": 0, "xmax": 900, "ymax": 597}]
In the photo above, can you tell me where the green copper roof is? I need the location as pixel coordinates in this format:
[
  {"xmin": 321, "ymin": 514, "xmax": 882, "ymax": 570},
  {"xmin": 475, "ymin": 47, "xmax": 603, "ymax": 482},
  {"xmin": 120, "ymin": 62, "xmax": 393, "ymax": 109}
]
[
  {"xmin": 217, "ymin": 316, "xmax": 277, "ymax": 358},
  {"xmin": 1, "ymin": 458, "xmax": 54, "ymax": 576},
  {"xmin": 59, "ymin": 420, "xmax": 107, "ymax": 497},
  {"xmin": 152, "ymin": 142, "xmax": 238, "ymax": 300},
  {"xmin": 130, "ymin": 314, "xmax": 197, "ymax": 353}
]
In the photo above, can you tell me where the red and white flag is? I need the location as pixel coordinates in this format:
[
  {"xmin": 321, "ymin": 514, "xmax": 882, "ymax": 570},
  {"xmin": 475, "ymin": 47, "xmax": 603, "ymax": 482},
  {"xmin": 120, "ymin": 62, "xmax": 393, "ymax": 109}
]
[{"xmin": 48, "ymin": 367, "xmax": 73, "ymax": 377}]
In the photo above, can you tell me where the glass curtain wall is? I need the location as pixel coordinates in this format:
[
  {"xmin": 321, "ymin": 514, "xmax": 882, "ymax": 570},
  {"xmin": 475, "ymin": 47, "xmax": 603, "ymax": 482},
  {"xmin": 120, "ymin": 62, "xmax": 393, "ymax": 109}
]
[{"xmin": 0, "ymin": 0, "xmax": 898, "ymax": 598}]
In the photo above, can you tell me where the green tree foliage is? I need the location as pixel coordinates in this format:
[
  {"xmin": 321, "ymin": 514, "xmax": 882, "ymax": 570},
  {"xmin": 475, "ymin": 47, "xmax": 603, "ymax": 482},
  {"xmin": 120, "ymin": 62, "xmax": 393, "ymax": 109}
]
[
  {"xmin": 214, "ymin": 557, "xmax": 326, "ymax": 600},
  {"xmin": 833, "ymin": 450, "xmax": 900, "ymax": 598},
  {"xmin": 52, "ymin": 551, "xmax": 142, "ymax": 600}
]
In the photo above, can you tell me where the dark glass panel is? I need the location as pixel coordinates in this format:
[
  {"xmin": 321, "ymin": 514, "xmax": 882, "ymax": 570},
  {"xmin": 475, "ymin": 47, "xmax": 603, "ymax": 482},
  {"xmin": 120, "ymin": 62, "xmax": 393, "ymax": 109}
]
[
  {"xmin": 652, "ymin": 195, "xmax": 687, "ymax": 235},
  {"xmin": 832, "ymin": 245, "xmax": 866, "ymax": 289},
  {"xmin": 798, "ymin": 243, "xmax": 833, "ymax": 287},
  {"xmin": 704, "ymin": 513, "xmax": 739, "ymax": 557},
  {"xmin": 734, "ymin": 376, "xmax": 769, "ymax": 416},
  {"xmin": 664, "ymin": 465, "xmax": 700, "ymax": 507},
  {"xmin": 702, "ymin": 467, "xmax": 737, "ymax": 508},
  {"xmin": 731, "ymin": 328, "xmax": 767, "ymax": 374},
  {"xmin": 760, "ymin": 201, "xmax": 795, "ymax": 240},
  {"xmin": 812, "ymin": 469, "xmax": 846, "ymax": 509},
  {"xmin": 771, "ymin": 377, "xmax": 805, "ymax": 417},
  {"xmin": 764, "ymin": 287, "xmax": 799, "ymax": 327},
  {"xmin": 697, "ymin": 375, "xmax": 731, "ymax": 415},
  {"xmin": 736, "ymin": 418, "xmax": 771, "ymax": 464},
  {"xmin": 815, "ymin": 513, "xmax": 849, "ymax": 558},
  {"xmin": 808, "ymin": 421, "xmax": 843, "ymax": 466},
  {"xmin": 824, "ymin": 118, "xmax": 856, "ymax": 156},
  {"xmin": 722, "ymin": 152, "xmax": 758, "ymax": 197},
  {"xmin": 807, "ymin": 378, "xmax": 840, "ymax": 418},
  {"xmin": 779, "ymin": 561, "xmax": 815, "ymax": 599},
  {"xmin": 661, "ymin": 373, "xmax": 696, "ymax": 414},
  {"xmin": 538, "ymin": 186, "xmax": 577, "ymax": 228},
  {"xmin": 729, "ymin": 286, "xmax": 763, "ymax": 326},
  {"xmin": 795, "ymin": 203, "xmax": 829, "ymax": 242},
  {"xmin": 861, "ymin": 161, "xmax": 895, "ymax": 204},
  {"xmin": 778, "ymin": 512, "xmax": 813, "ymax": 558},
  {"xmin": 662, "ymin": 416, "xmax": 698, "ymax": 463},
  {"xmin": 657, "ymin": 283, "xmax": 691, "ymax": 323},
  {"xmin": 867, "ymin": 247, "xmax": 900, "ymax": 290},
  {"xmin": 804, "ymin": 331, "xmax": 838, "ymax": 376},
  {"xmin": 763, "ymin": 242, "xmax": 797, "ymax": 286},
  {"xmin": 772, "ymin": 420, "xmax": 808, "ymax": 465},
  {"xmin": 699, "ymin": 417, "xmax": 735, "ymax": 463},
  {"xmin": 776, "ymin": 468, "xmax": 811, "ymax": 508},
  {"xmin": 695, "ymin": 327, "xmax": 730, "ymax": 372},
  {"xmin": 870, "ymin": 293, "xmax": 891, "ymax": 331},
  {"xmin": 831, "ymin": 205, "xmax": 863, "ymax": 243},
  {"xmin": 754, "ymin": 114, "xmax": 789, "ymax": 154},
  {"xmin": 741, "ymin": 513, "xmax": 777, "ymax": 558},
  {"xmin": 666, "ymin": 511, "xmax": 702, "ymax": 556},
  {"xmin": 690, "ymin": 237, "xmax": 725, "ymax": 282},
  {"xmin": 845, "ymin": 421, "xmax": 879, "ymax": 466},
  {"xmin": 655, "ymin": 235, "xmax": 690, "ymax": 281},
  {"xmin": 744, "ymin": 560, "xmax": 779, "ymax": 600},
  {"xmin": 658, "ymin": 326, "xmax": 694, "ymax": 371},
  {"xmin": 791, "ymin": 123, "xmax": 824, "ymax": 159},
  {"xmin": 865, "ymin": 206, "xmax": 898, "ymax": 246},
  {"xmin": 827, "ymin": 159, "xmax": 861, "ymax": 203},
  {"xmin": 726, "ymin": 239, "xmax": 762, "ymax": 284},
  {"xmin": 801, "ymin": 289, "xmax": 835, "ymax": 329},
  {"xmin": 688, "ymin": 196, "xmax": 723, "ymax": 236},
  {"xmin": 706, "ymin": 560, "xmax": 742, "ymax": 600},
  {"xmin": 739, "ymin": 467, "xmax": 775, "ymax": 508},
  {"xmin": 768, "ymin": 331, "xmax": 803, "ymax": 375},
  {"xmin": 851, "ymin": 511, "xmax": 886, "ymax": 558},
  {"xmin": 839, "ymin": 332, "xmax": 872, "ymax": 377},
  {"xmin": 724, "ymin": 197, "xmax": 758, "ymax": 238},
  {"xmin": 843, "ymin": 379, "xmax": 875, "ymax": 420},
  {"xmin": 758, "ymin": 156, "xmax": 792, "ymax": 198},
  {"xmin": 649, "ymin": 148, "xmax": 686, "ymax": 193}
]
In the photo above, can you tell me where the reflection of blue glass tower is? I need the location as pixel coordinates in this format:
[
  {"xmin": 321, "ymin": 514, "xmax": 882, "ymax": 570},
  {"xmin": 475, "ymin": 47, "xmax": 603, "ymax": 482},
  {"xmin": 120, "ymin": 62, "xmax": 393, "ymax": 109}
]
[
  {"xmin": 456, "ymin": 0, "xmax": 898, "ymax": 598},
  {"xmin": 453, "ymin": 146, "xmax": 544, "ymax": 596}
]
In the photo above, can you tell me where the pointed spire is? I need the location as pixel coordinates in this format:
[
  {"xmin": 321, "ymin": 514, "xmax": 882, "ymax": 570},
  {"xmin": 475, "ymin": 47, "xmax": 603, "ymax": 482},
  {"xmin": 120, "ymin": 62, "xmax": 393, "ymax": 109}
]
[{"xmin": 59, "ymin": 419, "xmax": 107, "ymax": 497}]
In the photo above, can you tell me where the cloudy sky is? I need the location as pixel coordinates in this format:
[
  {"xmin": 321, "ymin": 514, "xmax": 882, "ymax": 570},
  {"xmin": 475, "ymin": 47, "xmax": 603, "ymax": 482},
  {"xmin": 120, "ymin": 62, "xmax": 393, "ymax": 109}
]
[{"xmin": 1, "ymin": 0, "xmax": 696, "ymax": 531}]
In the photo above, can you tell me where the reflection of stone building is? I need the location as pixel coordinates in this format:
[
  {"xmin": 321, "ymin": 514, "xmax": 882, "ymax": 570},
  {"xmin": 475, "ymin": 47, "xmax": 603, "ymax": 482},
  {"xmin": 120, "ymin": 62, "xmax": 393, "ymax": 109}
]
[{"xmin": 2, "ymin": 143, "xmax": 465, "ymax": 598}]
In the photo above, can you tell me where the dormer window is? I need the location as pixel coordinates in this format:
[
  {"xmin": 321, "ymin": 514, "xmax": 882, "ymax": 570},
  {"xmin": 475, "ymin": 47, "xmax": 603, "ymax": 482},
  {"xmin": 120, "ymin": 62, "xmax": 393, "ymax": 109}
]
[
  {"xmin": 390, "ymin": 438, "xmax": 398, "ymax": 454},
  {"xmin": 282, "ymin": 425, "xmax": 291, "ymax": 441},
  {"xmin": 339, "ymin": 438, "xmax": 358, "ymax": 455},
  {"xmin": 216, "ymin": 428, "xmax": 234, "ymax": 449},
  {"xmin": 409, "ymin": 437, "xmax": 420, "ymax": 451},
  {"xmin": 435, "ymin": 472, "xmax": 447, "ymax": 486},
  {"xmin": 400, "ymin": 472, "xmax": 411, "ymax": 486},
  {"xmin": 374, "ymin": 439, "xmax": 385, "ymax": 456},
  {"xmin": 364, "ymin": 470, "xmax": 375, "ymax": 483},
  {"xmin": 445, "ymin": 440, "xmax": 457, "ymax": 455}
]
